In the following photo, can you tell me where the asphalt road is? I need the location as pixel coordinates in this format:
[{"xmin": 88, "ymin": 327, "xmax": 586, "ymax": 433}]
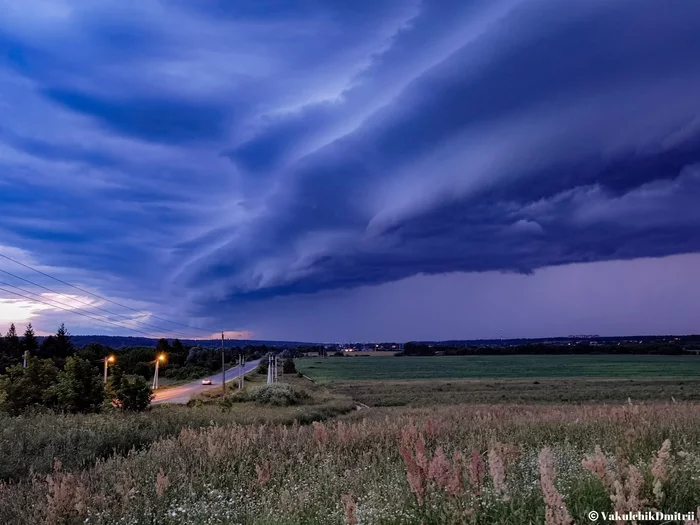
[{"xmin": 151, "ymin": 359, "xmax": 260, "ymax": 405}]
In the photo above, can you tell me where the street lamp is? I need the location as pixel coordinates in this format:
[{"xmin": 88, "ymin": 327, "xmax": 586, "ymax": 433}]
[
  {"xmin": 103, "ymin": 355, "xmax": 116, "ymax": 383},
  {"xmin": 153, "ymin": 353, "xmax": 166, "ymax": 390}
]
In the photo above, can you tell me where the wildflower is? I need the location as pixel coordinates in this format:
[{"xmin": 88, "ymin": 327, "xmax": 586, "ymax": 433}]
[{"xmin": 538, "ymin": 447, "xmax": 573, "ymax": 525}]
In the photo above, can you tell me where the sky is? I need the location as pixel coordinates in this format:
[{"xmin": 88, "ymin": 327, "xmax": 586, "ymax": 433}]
[{"xmin": 0, "ymin": 0, "xmax": 699, "ymax": 342}]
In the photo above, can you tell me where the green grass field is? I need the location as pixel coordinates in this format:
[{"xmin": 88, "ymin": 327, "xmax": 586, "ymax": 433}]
[{"xmin": 296, "ymin": 354, "xmax": 700, "ymax": 381}]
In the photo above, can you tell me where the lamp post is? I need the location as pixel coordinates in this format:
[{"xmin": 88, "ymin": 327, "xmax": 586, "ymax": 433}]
[
  {"xmin": 153, "ymin": 354, "xmax": 166, "ymax": 390},
  {"xmin": 103, "ymin": 355, "xmax": 116, "ymax": 383}
]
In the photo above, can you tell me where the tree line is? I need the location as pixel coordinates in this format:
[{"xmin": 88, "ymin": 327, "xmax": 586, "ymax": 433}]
[
  {"xmin": 400, "ymin": 341, "xmax": 691, "ymax": 356},
  {"xmin": 0, "ymin": 323, "xmax": 152, "ymax": 415}
]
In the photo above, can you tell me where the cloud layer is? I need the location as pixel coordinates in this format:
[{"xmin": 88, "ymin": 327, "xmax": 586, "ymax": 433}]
[{"xmin": 0, "ymin": 0, "xmax": 699, "ymax": 338}]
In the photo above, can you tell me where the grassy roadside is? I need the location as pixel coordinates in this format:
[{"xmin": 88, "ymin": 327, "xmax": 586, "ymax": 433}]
[{"xmin": 0, "ymin": 373, "xmax": 355, "ymax": 482}]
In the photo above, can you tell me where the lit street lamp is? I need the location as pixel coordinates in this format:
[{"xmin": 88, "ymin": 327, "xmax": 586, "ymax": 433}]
[
  {"xmin": 153, "ymin": 353, "xmax": 166, "ymax": 390},
  {"xmin": 103, "ymin": 355, "xmax": 116, "ymax": 383}
]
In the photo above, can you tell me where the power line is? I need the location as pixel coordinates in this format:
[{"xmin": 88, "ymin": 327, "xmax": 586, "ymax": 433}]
[
  {"xmin": 0, "ymin": 251, "xmax": 214, "ymax": 335},
  {"xmin": 0, "ymin": 267, "xmax": 195, "ymax": 339},
  {"xmin": 0, "ymin": 284, "xmax": 158, "ymax": 337},
  {"xmin": 0, "ymin": 279, "xmax": 175, "ymax": 337}
]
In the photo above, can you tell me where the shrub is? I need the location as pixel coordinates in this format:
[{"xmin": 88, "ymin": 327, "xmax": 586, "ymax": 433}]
[
  {"xmin": 251, "ymin": 384, "xmax": 309, "ymax": 406},
  {"xmin": 229, "ymin": 384, "xmax": 310, "ymax": 406},
  {"xmin": 256, "ymin": 360, "xmax": 268, "ymax": 375},
  {"xmin": 282, "ymin": 358, "xmax": 296, "ymax": 374},
  {"xmin": 0, "ymin": 358, "xmax": 59, "ymax": 415},
  {"xmin": 113, "ymin": 375, "xmax": 153, "ymax": 411},
  {"xmin": 51, "ymin": 356, "xmax": 105, "ymax": 414}
]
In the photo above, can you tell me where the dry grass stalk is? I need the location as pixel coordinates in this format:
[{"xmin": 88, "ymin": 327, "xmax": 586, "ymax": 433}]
[
  {"xmin": 44, "ymin": 472, "xmax": 87, "ymax": 525},
  {"xmin": 582, "ymin": 445, "xmax": 616, "ymax": 493},
  {"xmin": 155, "ymin": 468, "xmax": 170, "ymax": 498},
  {"xmin": 488, "ymin": 446, "xmax": 509, "ymax": 501},
  {"xmin": 400, "ymin": 429, "xmax": 428, "ymax": 504},
  {"xmin": 651, "ymin": 439, "xmax": 672, "ymax": 504},
  {"xmin": 469, "ymin": 448, "xmax": 485, "ymax": 494},
  {"xmin": 538, "ymin": 447, "xmax": 573, "ymax": 525},
  {"xmin": 256, "ymin": 461, "xmax": 271, "ymax": 486}
]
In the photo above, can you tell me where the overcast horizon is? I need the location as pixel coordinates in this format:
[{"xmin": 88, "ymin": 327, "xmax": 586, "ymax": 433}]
[{"xmin": 1, "ymin": 1, "xmax": 700, "ymax": 341}]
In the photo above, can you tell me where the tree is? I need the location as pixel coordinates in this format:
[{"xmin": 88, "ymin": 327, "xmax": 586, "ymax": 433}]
[
  {"xmin": 283, "ymin": 358, "xmax": 296, "ymax": 374},
  {"xmin": 38, "ymin": 335, "xmax": 56, "ymax": 359},
  {"xmin": 21, "ymin": 323, "xmax": 38, "ymax": 356},
  {"xmin": 54, "ymin": 323, "xmax": 75, "ymax": 359},
  {"xmin": 156, "ymin": 338, "xmax": 171, "ymax": 355},
  {"xmin": 0, "ymin": 324, "xmax": 22, "ymax": 374},
  {"xmin": 106, "ymin": 365, "xmax": 124, "ymax": 399},
  {"xmin": 0, "ymin": 358, "xmax": 59, "ymax": 415},
  {"xmin": 5, "ymin": 324, "xmax": 21, "ymax": 360},
  {"xmin": 113, "ymin": 375, "xmax": 152, "ymax": 411},
  {"xmin": 50, "ymin": 356, "xmax": 105, "ymax": 413}
]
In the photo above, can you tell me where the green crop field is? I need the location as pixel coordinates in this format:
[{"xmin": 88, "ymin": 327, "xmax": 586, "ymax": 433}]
[{"xmin": 296, "ymin": 354, "xmax": 700, "ymax": 381}]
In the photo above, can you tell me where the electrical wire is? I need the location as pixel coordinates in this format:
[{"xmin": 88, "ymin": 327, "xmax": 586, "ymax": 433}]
[
  {"xmin": 0, "ymin": 251, "xmax": 214, "ymax": 334},
  {"xmin": 0, "ymin": 267, "xmax": 196, "ymax": 339},
  {"xmin": 0, "ymin": 284, "xmax": 159, "ymax": 337}
]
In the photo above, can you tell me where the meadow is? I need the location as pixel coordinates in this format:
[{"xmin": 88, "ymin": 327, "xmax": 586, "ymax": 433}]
[
  {"xmin": 296, "ymin": 354, "xmax": 700, "ymax": 382},
  {"xmin": 4, "ymin": 361, "xmax": 700, "ymax": 524},
  {"xmin": 2, "ymin": 402, "xmax": 700, "ymax": 524},
  {"xmin": 328, "ymin": 377, "xmax": 700, "ymax": 406}
]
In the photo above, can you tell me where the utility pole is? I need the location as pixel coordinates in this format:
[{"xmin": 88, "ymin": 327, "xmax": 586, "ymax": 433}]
[
  {"xmin": 103, "ymin": 355, "xmax": 114, "ymax": 384},
  {"xmin": 153, "ymin": 357, "xmax": 159, "ymax": 390},
  {"xmin": 22, "ymin": 350, "xmax": 28, "ymax": 368},
  {"xmin": 221, "ymin": 332, "xmax": 226, "ymax": 397},
  {"xmin": 153, "ymin": 354, "xmax": 165, "ymax": 390}
]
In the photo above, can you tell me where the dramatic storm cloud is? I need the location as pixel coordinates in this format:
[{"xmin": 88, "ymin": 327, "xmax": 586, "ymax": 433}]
[{"xmin": 0, "ymin": 0, "xmax": 699, "ymax": 339}]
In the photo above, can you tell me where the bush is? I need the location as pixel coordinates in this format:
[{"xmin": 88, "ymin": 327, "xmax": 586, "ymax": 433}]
[
  {"xmin": 256, "ymin": 360, "xmax": 268, "ymax": 375},
  {"xmin": 229, "ymin": 384, "xmax": 309, "ymax": 407},
  {"xmin": 282, "ymin": 358, "xmax": 296, "ymax": 374},
  {"xmin": 0, "ymin": 358, "xmax": 59, "ymax": 415},
  {"xmin": 51, "ymin": 356, "xmax": 105, "ymax": 414},
  {"xmin": 113, "ymin": 375, "xmax": 153, "ymax": 411}
]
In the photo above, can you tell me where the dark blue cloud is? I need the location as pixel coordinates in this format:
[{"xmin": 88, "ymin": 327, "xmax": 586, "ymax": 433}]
[
  {"xmin": 43, "ymin": 89, "xmax": 230, "ymax": 144},
  {"xmin": 1, "ymin": 0, "xmax": 700, "ymax": 338}
]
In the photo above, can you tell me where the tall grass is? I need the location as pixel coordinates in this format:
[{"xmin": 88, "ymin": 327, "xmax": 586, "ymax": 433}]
[
  {"xmin": 2, "ymin": 402, "xmax": 700, "ymax": 524},
  {"xmin": 0, "ymin": 394, "xmax": 355, "ymax": 482}
]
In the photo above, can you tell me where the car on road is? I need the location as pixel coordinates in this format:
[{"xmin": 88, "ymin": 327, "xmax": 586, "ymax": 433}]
[{"xmin": 201, "ymin": 379, "xmax": 212, "ymax": 385}]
